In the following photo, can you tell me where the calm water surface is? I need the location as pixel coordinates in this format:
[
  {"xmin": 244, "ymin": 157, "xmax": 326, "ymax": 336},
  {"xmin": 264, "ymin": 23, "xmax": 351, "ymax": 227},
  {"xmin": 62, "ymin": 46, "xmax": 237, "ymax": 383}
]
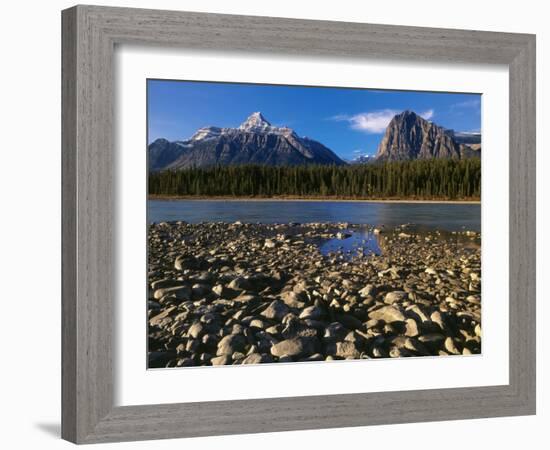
[
  {"xmin": 148, "ymin": 200, "xmax": 481, "ymax": 232},
  {"xmin": 319, "ymin": 229, "xmax": 383, "ymax": 258}
]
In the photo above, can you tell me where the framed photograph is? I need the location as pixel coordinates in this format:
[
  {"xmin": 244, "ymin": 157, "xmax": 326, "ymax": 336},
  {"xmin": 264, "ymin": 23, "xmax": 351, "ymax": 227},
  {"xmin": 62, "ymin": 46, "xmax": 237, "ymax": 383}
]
[{"xmin": 62, "ymin": 5, "xmax": 536, "ymax": 444}]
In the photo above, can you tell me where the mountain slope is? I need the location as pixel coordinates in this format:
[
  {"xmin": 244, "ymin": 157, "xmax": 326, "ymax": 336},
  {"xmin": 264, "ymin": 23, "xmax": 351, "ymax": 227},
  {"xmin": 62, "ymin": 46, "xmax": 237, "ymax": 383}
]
[
  {"xmin": 349, "ymin": 154, "xmax": 375, "ymax": 165},
  {"xmin": 375, "ymin": 110, "xmax": 480, "ymax": 161},
  {"xmin": 148, "ymin": 112, "xmax": 345, "ymax": 170}
]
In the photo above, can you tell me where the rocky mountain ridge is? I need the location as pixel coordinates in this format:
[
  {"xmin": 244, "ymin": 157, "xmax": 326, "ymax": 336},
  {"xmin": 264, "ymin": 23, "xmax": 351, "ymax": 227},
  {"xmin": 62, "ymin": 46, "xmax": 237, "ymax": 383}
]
[
  {"xmin": 149, "ymin": 110, "xmax": 480, "ymax": 170},
  {"xmin": 149, "ymin": 112, "xmax": 345, "ymax": 170},
  {"xmin": 374, "ymin": 110, "xmax": 480, "ymax": 161}
]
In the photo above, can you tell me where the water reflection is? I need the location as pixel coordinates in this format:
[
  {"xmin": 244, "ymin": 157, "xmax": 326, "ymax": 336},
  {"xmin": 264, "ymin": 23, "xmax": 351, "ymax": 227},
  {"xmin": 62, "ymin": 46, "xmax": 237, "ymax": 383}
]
[{"xmin": 319, "ymin": 228, "xmax": 382, "ymax": 258}]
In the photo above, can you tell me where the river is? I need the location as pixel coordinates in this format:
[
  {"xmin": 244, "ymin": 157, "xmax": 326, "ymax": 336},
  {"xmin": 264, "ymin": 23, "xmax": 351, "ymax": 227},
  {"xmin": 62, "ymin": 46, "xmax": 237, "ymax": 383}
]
[{"xmin": 148, "ymin": 199, "xmax": 480, "ymax": 232}]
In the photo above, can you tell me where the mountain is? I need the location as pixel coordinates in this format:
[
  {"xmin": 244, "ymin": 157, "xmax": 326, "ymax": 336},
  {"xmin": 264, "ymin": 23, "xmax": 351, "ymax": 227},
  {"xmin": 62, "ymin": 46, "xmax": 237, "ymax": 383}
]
[
  {"xmin": 349, "ymin": 154, "xmax": 375, "ymax": 165},
  {"xmin": 375, "ymin": 110, "xmax": 481, "ymax": 161},
  {"xmin": 450, "ymin": 130, "xmax": 481, "ymax": 146},
  {"xmin": 149, "ymin": 112, "xmax": 345, "ymax": 171}
]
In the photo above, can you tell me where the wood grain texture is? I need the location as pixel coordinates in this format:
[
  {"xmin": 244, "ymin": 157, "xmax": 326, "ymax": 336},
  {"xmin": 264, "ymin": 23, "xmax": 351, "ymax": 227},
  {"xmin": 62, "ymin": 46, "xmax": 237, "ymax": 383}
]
[
  {"xmin": 508, "ymin": 36, "xmax": 536, "ymax": 409},
  {"xmin": 61, "ymin": 6, "xmax": 77, "ymax": 443},
  {"xmin": 61, "ymin": 5, "xmax": 536, "ymax": 444}
]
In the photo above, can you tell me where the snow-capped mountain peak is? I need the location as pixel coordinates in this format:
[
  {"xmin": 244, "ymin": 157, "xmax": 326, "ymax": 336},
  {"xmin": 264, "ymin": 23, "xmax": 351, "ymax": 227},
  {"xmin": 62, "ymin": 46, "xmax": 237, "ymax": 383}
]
[
  {"xmin": 189, "ymin": 113, "xmax": 294, "ymax": 141},
  {"xmin": 239, "ymin": 111, "xmax": 272, "ymax": 131},
  {"xmin": 189, "ymin": 126, "xmax": 224, "ymax": 141},
  {"xmin": 238, "ymin": 112, "xmax": 295, "ymax": 137},
  {"xmin": 149, "ymin": 112, "xmax": 345, "ymax": 170},
  {"xmin": 350, "ymin": 154, "xmax": 375, "ymax": 164}
]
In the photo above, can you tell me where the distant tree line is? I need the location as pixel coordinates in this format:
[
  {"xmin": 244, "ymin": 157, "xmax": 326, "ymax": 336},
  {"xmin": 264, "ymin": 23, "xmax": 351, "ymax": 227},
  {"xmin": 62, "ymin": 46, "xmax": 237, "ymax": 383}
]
[{"xmin": 148, "ymin": 159, "xmax": 481, "ymax": 200}]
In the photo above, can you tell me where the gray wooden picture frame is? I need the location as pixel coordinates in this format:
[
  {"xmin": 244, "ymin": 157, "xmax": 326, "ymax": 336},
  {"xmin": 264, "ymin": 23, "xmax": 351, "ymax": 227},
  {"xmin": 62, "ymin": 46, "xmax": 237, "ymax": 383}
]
[{"xmin": 61, "ymin": 4, "xmax": 536, "ymax": 444}]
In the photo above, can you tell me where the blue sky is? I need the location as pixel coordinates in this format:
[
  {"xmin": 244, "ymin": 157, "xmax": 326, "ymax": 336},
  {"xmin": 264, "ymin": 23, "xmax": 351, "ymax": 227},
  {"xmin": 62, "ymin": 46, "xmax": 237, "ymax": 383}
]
[{"xmin": 147, "ymin": 79, "xmax": 481, "ymax": 160}]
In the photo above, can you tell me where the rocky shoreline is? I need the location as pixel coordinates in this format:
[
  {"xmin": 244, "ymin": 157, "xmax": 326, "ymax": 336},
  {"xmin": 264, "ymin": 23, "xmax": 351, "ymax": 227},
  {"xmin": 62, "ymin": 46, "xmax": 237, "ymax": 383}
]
[{"xmin": 148, "ymin": 221, "xmax": 481, "ymax": 368}]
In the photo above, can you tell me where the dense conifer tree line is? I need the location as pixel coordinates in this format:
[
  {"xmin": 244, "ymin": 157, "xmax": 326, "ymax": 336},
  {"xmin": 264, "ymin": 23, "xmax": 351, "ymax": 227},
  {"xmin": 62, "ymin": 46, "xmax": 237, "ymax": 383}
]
[{"xmin": 148, "ymin": 159, "xmax": 481, "ymax": 200}]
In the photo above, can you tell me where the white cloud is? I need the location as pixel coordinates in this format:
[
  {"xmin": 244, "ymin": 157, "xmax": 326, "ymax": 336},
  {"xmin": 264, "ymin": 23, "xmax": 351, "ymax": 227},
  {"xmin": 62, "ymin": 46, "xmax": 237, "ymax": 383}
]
[
  {"xmin": 450, "ymin": 99, "xmax": 481, "ymax": 110},
  {"xmin": 332, "ymin": 108, "xmax": 435, "ymax": 134},
  {"xmin": 344, "ymin": 109, "xmax": 399, "ymax": 133},
  {"xmin": 353, "ymin": 111, "xmax": 394, "ymax": 133},
  {"xmin": 330, "ymin": 114, "xmax": 350, "ymax": 121},
  {"xmin": 420, "ymin": 109, "xmax": 434, "ymax": 120}
]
